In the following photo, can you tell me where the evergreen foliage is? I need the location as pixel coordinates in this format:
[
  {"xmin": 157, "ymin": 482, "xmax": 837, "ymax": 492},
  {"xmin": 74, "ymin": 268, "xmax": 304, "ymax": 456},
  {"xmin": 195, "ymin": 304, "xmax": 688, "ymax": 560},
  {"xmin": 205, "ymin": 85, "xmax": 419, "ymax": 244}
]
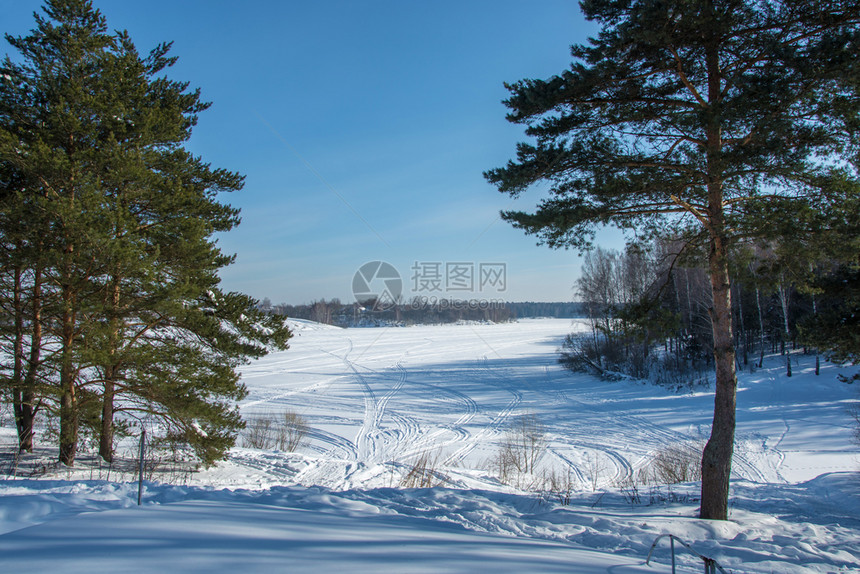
[
  {"xmin": 0, "ymin": 0, "xmax": 291, "ymax": 466},
  {"xmin": 803, "ymin": 264, "xmax": 860, "ymax": 382}
]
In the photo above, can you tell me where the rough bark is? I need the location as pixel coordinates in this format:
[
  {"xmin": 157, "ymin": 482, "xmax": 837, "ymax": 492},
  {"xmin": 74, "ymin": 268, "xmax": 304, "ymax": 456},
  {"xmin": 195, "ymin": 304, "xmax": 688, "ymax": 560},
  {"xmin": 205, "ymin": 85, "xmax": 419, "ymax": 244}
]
[
  {"xmin": 700, "ymin": 24, "xmax": 738, "ymax": 520},
  {"xmin": 59, "ymin": 253, "xmax": 78, "ymax": 466},
  {"xmin": 700, "ymin": 234, "xmax": 737, "ymax": 520},
  {"xmin": 99, "ymin": 378, "xmax": 114, "ymax": 462},
  {"xmin": 812, "ymin": 293, "xmax": 820, "ymax": 376},
  {"xmin": 10, "ymin": 260, "xmax": 40, "ymax": 453},
  {"xmin": 736, "ymin": 283, "xmax": 748, "ymax": 366},
  {"xmin": 777, "ymin": 278, "xmax": 792, "ymax": 377},
  {"xmin": 99, "ymin": 278, "xmax": 121, "ymax": 462},
  {"xmin": 21, "ymin": 265, "xmax": 44, "ymax": 451},
  {"xmin": 10, "ymin": 263, "xmax": 31, "ymax": 452},
  {"xmin": 754, "ymin": 284, "xmax": 766, "ymax": 368}
]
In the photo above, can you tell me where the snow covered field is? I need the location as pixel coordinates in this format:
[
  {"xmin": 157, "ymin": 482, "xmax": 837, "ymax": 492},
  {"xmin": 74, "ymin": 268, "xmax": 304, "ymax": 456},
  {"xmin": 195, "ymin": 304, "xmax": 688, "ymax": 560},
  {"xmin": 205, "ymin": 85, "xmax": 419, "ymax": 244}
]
[{"xmin": 2, "ymin": 319, "xmax": 859, "ymax": 572}]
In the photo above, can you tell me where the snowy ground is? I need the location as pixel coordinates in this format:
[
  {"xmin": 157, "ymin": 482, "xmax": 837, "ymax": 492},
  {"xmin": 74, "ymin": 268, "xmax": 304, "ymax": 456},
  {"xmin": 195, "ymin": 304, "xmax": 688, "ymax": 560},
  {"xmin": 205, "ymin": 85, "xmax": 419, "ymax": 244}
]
[{"xmin": 1, "ymin": 319, "xmax": 859, "ymax": 573}]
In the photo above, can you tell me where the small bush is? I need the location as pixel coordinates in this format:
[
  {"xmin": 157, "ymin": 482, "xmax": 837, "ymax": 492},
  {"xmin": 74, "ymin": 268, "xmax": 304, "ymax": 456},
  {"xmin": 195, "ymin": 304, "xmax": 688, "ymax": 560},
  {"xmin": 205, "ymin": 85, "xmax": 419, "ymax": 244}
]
[
  {"xmin": 243, "ymin": 414, "xmax": 277, "ymax": 449},
  {"xmin": 491, "ymin": 413, "xmax": 546, "ymax": 487},
  {"xmin": 584, "ymin": 451, "xmax": 605, "ymax": 491},
  {"xmin": 643, "ymin": 441, "xmax": 703, "ymax": 485},
  {"xmin": 276, "ymin": 410, "xmax": 309, "ymax": 452},
  {"xmin": 616, "ymin": 475, "xmax": 642, "ymax": 505},
  {"xmin": 542, "ymin": 467, "xmax": 575, "ymax": 505},
  {"xmin": 244, "ymin": 410, "xmax": 309, "ymax": 452}
]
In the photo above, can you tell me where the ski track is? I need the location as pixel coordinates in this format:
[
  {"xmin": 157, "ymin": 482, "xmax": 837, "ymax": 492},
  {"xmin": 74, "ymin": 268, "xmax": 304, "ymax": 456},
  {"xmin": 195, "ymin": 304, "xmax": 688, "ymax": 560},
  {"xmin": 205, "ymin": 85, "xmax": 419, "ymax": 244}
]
[
  {"xmin": 765, "ymin": 368, "xmax": 790, "ymax": 483},
  {"xmin": 442, "ymin": 358, "xmax": 523, "ymax": 466},
  {"xmin": 303, "ymin": 427, "xmax": 358, "ymax": 460},
  {"xmin": 377, "ymin": 410, "xmax": 423, "ymax": 460},
  {"xmin": 547, "ymin": 447, "xmax": 588, "ymax": 487},
  {"xmin": 317, "ymin": 339, "xmax": 379, "ymax": 462},
  {"xmin": 316, "ymin": 338, "xmax": 440, "ymax": 466},
  {"xmin": 239, "ymin": 377, "xmax": 341, "ymax": 411},
  {"xmin": 227, "ymin": 451, "xmax": 302, "ymax": 482},
  {"xmin": 341, "ymin": 335, "xmax": 489, "ymax": 466},
  {"xmin": 372, "ymin": 363, "xmax": 407, "ymax": 433},
  {"xmin": 395, "ymin": 376, "xmax": 480, "ymax": 461},
  {"xmin": 539, "ymin": 379, "xmax": 706, "ymax": 487},
  {"xmin": 221, "ymin": 320, "xmax": 839, "ymax": 493}
]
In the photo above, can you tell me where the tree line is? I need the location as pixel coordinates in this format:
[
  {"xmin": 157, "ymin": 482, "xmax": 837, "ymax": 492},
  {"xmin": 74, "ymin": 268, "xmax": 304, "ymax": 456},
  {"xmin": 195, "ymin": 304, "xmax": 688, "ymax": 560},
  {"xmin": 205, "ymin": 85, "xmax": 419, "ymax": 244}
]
[
  {"xmin": 0, "ymin": 0, "xmax": 291, "ymax": 467},
  {"xmin": 260, "ymin": 298, "xmax": 589, "ymax": 327},
  {"xmin": 263, "ymin": 297, "xmax": 515, "ymax": 326},
  {"xmin": 564, "ymin": 238, "xmax": 858, "ymax": 388}
]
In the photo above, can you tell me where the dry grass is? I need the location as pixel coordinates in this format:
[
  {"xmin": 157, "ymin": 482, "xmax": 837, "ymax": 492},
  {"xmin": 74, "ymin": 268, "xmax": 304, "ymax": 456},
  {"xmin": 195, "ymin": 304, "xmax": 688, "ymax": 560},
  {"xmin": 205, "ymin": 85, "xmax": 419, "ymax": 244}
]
[
  {"xmin": 400, "ymin": 451, "xmax": 446, "ymax": 488},
  {"xmin": 243, "ymin": 410, "xmax": 309, "ymax": 452}
]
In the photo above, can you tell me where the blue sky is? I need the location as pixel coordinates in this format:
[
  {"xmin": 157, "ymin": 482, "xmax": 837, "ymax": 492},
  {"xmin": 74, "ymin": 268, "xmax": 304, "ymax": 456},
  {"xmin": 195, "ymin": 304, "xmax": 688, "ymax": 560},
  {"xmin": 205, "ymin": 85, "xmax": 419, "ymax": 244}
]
[{"xmin": 2, "ymin": 1, "xmax": 626, "ymax": 304}]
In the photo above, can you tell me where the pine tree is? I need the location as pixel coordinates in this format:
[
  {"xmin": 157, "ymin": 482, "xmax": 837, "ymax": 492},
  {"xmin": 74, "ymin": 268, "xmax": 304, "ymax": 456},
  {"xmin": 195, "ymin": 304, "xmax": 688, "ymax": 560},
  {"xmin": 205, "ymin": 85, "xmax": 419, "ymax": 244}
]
[
  {"xmin": 0, "ymin": 0, "xmax": 119, "ymax": 464},
  {"xmin": 0, "ymin": 159, "xmax": 47, "ymax": 452},
  {"xmin": 486, "ymin": 0, "xmax": 860, "ymax": 519},
  {"xmin": 0, "ymin": 0, "xmax": 291, "ymax": 465}
]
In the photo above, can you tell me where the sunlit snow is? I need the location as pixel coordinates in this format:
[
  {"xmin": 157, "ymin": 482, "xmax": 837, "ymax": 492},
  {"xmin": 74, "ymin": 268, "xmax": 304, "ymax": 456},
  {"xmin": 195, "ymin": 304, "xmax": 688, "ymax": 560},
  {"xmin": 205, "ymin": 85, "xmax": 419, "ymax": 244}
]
[{"xmin": 2, "ymin": 319, "xmax": 858, "ymax": 573}]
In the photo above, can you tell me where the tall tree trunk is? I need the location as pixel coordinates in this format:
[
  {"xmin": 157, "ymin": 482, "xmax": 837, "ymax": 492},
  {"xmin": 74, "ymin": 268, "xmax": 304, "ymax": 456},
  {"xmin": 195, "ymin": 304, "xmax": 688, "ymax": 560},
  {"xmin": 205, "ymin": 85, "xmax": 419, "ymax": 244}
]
[
  {"xmin": 10, "ymin": 263, "xmax": 32, "ymax": 452},
  {"xmin": 589, "ymin": 306, "xmax": 601, "ymax": 366},
  {"xmin": 19, "ymin": 265, "xmax": 44, "ymax": 452},
  {"xmin": 735, "ymin": 283, "xmax": 748, "ymax": 366},
  {"xmin": 673, "ymin": 272, "xmax": 683, "ymax": 361},
  {"xmin": 700, "ymin": 28, "xmax": 737, "ymax": 520},
  {"xmin": 100, "ymin": 378, "xmax": 115, "ymax": 462},
  {"xmin": 59, "ymin": 257, "xmax": 78, "ymax": 466},
  {"xmin": 685, "ymin": 268, "xmax": 694, "ymax": 341},
  {"xmin": 754, "ymin": 283, "xmax": 765, "ymax": 368},
  {"xmin": 700, "ymin": 232, "xmax": 738, "ymax": 520},
  {"xmin": 99, "ymin": 277, "xmax": 121, "ymax": 462},
  {"xmin": 777, "ymin": 277, "xmax": 792, "ymax": 377},
  {"xmin": 811, "ymin": 292, "xmax": 819, "ymax": 376}
]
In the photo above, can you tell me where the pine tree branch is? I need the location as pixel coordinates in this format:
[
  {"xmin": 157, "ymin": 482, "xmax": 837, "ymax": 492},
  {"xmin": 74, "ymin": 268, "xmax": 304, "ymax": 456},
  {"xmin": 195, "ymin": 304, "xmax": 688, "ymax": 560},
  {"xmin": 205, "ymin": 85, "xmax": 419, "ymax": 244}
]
[
  {"xmin": 669, "ymin": 194, "xmax": 710, "ymax": 226},
  {"xmin": 669, "ymin": 46, "xmax": 708, "ymax": 107}
]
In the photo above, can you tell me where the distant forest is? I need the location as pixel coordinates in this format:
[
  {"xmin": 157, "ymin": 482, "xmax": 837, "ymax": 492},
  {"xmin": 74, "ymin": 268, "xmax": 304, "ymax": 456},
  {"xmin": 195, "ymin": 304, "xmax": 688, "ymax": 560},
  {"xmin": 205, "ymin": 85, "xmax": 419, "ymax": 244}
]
[{"xmin": 260, "ymin": 299, "xmax": 587, "ymax": 327}]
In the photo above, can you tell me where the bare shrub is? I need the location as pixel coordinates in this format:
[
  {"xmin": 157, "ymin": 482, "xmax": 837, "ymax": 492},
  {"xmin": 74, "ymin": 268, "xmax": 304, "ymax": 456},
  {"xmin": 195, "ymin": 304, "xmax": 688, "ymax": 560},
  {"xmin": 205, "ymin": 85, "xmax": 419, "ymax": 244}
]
[
  {"xmin": 616, "ymin": 474, "xmax": 642, "ymax": 505},
  {"xmin": 510, "ymin": 413, "xmax": 546, "ymax": 474},
  {"xmin": 243, "ymin": 414, "xmax": 277, "ymax": 449},
  {"xmin": 244, "ymin": 410, "xmax": 310, "ymax": 452},
  {"xmin": 646, "ymin": 354, "xmax": 712, "ymax": 391},
  {"xmin": 276, "ymin": 410, "xmax": 309, "ymax": 452},
  {"xmin": 141, "ymin": 450, "xmax": 196, "ymax": 484},
  {"xmin": 584, "ymin": 451, "xmax": 605, "ymax": 491},
  {"xmin": 543, "ymin": 467, "xmax": 575, "ymax": 505},
  {"xmin": 562, "ymin": 333, "xmax": 713, "ymax": 391},
  {"xmin": 491, "ymin": 413, "xmax": 546, "ymax": 486},
  {"xmin": 490, "ymin": 439, "xmax": 517, "ymax": 485},
  {"xmin": 646, "ymin": 441, "xmax": 703, "ymax": 485},
  {"xmin": 400, "ymin": 451, "xmax": 446, "ymax": 488},
  {"xmin": 560, "ymin": 333, "xmax": 624, "ymax": 378}
]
